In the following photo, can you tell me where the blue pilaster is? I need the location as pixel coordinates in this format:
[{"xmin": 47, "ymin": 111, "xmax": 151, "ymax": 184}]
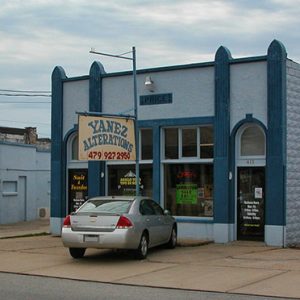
[
  {"xmin": 152, "ymin": 124, "xmax": 160, "ymax": 202},
  {"xmin": 214, "ymin": 46, "xmax": 232, "ymax": 223},
  {"xmin": 266, "ymin": 40, "xmax": 287, "ymax": 226},
  {"xmin": 88, "ymin": 61, "xmax": 106, "ymax": 197},
  {"xmin": 51, "ymin": 66, "xmax": 67, "ymax": 218}
]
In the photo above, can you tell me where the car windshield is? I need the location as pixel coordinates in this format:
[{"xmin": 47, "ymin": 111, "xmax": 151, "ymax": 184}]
[{"xmin": 77, "ymin": 199, "xmax": 133, "ymax": 215}]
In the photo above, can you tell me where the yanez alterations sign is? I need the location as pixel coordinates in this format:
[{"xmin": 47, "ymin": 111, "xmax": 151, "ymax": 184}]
[{"xmin": 78, "ymin": 114, "xmax": 136, "ymax": 161}]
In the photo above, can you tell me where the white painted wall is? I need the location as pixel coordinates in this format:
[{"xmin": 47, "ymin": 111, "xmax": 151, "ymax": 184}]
[
  {"xmin": 63, "ymin": 80, "xmax": 89, "ymax": 137},
  {"xmin": 102, "ymin": 67, "xmax": 215, "ymax": 120},
  {"xmin": 230, "ymin": 61, "xmax": 267, "ymax": 130},
  {"xmin": 286, "ymin": 59, "xmax": 300, "ymax": 246}
]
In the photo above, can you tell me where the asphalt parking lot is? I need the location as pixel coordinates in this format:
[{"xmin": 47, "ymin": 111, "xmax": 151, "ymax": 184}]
[{"xmin": 0, "ymin": 219, "xmax": 300, "ymax": 299}]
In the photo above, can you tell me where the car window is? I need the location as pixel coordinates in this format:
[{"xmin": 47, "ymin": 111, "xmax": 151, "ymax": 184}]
[
  {"xmin": 139, "ymin": 200, "xmax": 155, "ymax": 215},
  {"xmin": 78, "ymin": 200, "xmax": 132, "ymax": 215},
  {"xmin": 150, "ymin": 200, "xmax": 164, "ymax": 215}
]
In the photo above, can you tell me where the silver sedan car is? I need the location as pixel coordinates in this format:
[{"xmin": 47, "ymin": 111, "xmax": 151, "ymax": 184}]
[{"xmin": 62, "ymin": 196, "xmax": 177, "ymax": 259}]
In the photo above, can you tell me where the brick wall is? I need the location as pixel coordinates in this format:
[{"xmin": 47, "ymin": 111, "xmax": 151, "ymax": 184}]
[{"xmin": 286, "ymin": 59, "xmax": 300, "ymax": 246}]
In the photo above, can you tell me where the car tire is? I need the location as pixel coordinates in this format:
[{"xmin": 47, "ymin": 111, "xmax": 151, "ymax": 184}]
[
  {"xmin": 69, "ymin": 247, "xmax": 86, "ymax": 259},
  {"xmin": 135, "ymin": 232, "xmax": 148, "ymax": 260},
  {"xmin": 166, "ymin": 226, "xmax": 177, "ymax": 249}
]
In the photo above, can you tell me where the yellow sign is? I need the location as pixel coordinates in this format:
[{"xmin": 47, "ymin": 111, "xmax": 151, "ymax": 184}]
[{"xmin": 78, "ymin": 115, "xmax": 136, "ymax": 161}]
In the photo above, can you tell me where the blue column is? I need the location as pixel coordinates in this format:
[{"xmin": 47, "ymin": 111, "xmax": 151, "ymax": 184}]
[
  {"xmin": 51, "ymin": 66, "xmax": 67, "ymax": 218},
  {"xmin": 214, "ymin": 46, "xmax": 232, "ymax": 224},
  {"xmin": 88, "ymin": 61, "xmax": 106, "ymax": 197},
  {"xmin": 266, "ymin": 40, "xmax": 287, "ymax": 226},
  {"xmin": 152, "ymin": 125, "xmax": 160, "ymax": 202}
]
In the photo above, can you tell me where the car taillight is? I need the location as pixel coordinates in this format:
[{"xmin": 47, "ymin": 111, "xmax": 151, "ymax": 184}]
[
  {"xmin": 63, "ymin": 215, "xmax": 71, "ymax": 227},
  {"xmin": 116, "ymin": 216, "xmax": 133, "ymax": 229}
]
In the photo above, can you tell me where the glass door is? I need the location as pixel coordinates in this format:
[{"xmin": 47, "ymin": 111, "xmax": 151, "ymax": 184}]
[{"xmin": 237, "ymin": 167, "xmax": 265, "ymax": 240}]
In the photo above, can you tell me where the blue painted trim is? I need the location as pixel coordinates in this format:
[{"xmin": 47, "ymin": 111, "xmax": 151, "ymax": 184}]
[
  {"xmin": 64, "ymin": 126, "xmax": 78, "ymax": 143},
  {"xmin": 101, "ymin": 55, "xmax": 267, "ymax": 78},
  {"xmin": 88, "ymin": 62, "xmax": 106, "ymax": 198},
  {"xmin": 230, "ymin": 116, "xmax": 268, "ymax": 224},
  {"xmin": 230, "ymin": 56, "xmax": 267, "ymax": 65},
  {"xmin": 51, "ymin": 66, "xmax": 67, "ymax": 218},
  {"xmin": 266, "ymin": 40, "xmax": 287, "ymax": 226},
  {"xmin": 0, "ymin": 141, "xmax": 39, "ymax": 149},
  {"xmin": 214, "ymin": 46, "xmax": 232, "ymax": 224},
  {"xmin": 138, "ymin": 116, "xmax": 214, "ymax": 128},
  {"xmin": 175, "ymin": 217, "xmax": 214, "ymax": 224},
  {"xmin": 62, "ymin": 75, "xmax": 90, "ymax": 82},
  {"xmin": 152, "ymin": 125, "xmax": 160, "ymax": 202},
  {"xmin": 60, "ymin": 55, "xmax": 266, "ymax": 84}
]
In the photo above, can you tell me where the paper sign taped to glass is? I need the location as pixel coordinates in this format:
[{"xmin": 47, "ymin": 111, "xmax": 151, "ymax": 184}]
[{"xmin": 78, "ymin": 115, "xmax": 136, "ymax": 161}]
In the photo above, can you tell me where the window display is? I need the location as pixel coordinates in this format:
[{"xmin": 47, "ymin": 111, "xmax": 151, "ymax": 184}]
[
  {"xmin": 164, "ymin": 164, "xmax": 213, "ymax": 217},
  {"xmin": 108, "ymin": 164, "xmax": 153, "ymax": 197}
]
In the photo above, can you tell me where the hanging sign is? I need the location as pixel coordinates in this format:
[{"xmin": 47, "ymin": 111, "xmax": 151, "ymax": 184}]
[{"xmin": 78, "ymin": 115, "xmax": 136, "ymax": 161}]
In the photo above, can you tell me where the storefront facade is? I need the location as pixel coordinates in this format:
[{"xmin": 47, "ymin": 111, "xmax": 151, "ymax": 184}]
[{"xmin": 51, "ymin": 40, "xmax": 300, "ymax": 247}]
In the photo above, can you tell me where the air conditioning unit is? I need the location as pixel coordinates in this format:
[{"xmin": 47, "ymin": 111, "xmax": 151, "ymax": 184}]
[{"xmin": 38, "ymin": 207, "xmax": 50, "ymax": 219}]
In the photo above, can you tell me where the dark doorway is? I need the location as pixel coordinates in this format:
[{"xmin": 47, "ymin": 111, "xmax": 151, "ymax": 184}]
[{"xmin": 237, "ymin": 167, "xmax": 265, "ymax": 240}]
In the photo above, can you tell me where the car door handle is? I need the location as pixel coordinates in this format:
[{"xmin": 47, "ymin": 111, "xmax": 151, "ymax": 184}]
[{"xmin": 146, "ymin": 218, "xmax": 150, "ymax": 222}]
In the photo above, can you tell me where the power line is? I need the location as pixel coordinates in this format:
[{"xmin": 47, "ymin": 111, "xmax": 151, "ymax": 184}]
[
  {"xmin": 0, "ymin": 93, "xmax": 51, "ymax": 97},
  {"xmin": 0, "ymin": 119, "xmax": 50, "ymax": 126},
  {"xmin": 0, "ymin": 101, "xmax": 51, "ymax": 103},
  {"xmin": 0, "ymin": 89, "xmax": 51, "ymax": 93}
]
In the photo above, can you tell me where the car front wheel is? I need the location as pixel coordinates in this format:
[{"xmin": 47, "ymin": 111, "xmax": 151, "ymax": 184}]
[
  {"xmin": 135, "ymin": 233, "xmax": 148, "ymax": 260},
  {"xmin": 69, "ymin": 247, "xmax": 86, "ymax": 259}
]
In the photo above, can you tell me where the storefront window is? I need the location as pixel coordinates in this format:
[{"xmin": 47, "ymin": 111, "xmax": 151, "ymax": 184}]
[
  {"xmin": 164, "ymin": 164, "xmax": 213, "ymax": 217},
  {"xmin": 241, "ymin": 126, "xmax": 265, "ymax": 156},
  {"xmin": 164, "ymin": 126, "xmax": 214, "ymax": 160},
  {"xmin": 182, "ymin": 128, "xmax": 197, "ymax": 157},
  {"xmin": 141, "ymin": 129, "xmax": 153, "ymax": 160},
  {"xmin": 200, "ymin": 127, "xmax": 214, "ymax": 158},
  {"xmin": 108, "ymin": 164, "xmax": 153, "ymax": 197},
  {"xmin": 165, "ymin": 128, "xmax": 178, "ymax": 159}
]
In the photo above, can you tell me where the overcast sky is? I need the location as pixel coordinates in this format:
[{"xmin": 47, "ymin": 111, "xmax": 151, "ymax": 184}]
[{"xmin": 0, "ymin": 0, "xmax": 300, "ymax": 138}]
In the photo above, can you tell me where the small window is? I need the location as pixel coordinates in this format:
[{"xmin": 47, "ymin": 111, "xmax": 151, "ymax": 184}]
[
  {"xmin": 165, "ymin": 128, "xmax": 178, "ymax": 159},
  {"xmin": 241, "ymin": 126, "xmax": 265, "ymax": 156},
  {"xmin": 141, "ymin": 129, "xmax": 153, "ymax": 160},
  {"xmin": 182, "ymin": 128, "xmax": 197, "ymax": 157},
  {"xmin": 3, "ymin": 181, "xmax": 17, "ymax": 195}
]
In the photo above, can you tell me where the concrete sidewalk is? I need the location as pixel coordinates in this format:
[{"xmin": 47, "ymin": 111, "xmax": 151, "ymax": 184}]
[
  {"xmin": 0, "ymin": 220, "xmax": 300, "ymax": 299},
  {"xmin": 0, "ymin": 219, "xmax": 50, "ymax": 239}
]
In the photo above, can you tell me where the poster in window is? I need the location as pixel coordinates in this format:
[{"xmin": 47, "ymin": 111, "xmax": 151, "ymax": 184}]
[
  {"xmin": 68, "ymin": 169, "xmax": 88, "ymax": 213},
  {"xmin": 176, "ymin": 183, "xmax": 198, "ymax": 204}
]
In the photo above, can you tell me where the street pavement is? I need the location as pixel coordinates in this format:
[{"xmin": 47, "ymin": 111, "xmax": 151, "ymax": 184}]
[{"xmin": 0, "ymin": 219, "xmax": 299, "ymax": 299}]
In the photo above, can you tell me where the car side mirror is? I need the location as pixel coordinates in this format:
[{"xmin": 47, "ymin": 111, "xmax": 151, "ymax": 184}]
[{"xmin": 164, "ymin": 209, "xmax": 171, "ymax": 215}]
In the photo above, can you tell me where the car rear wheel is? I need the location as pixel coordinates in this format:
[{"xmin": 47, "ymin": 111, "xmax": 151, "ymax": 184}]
[
  {"xmin": 69, "ymin": 247, "xmax": 86, "ymax": 259},
  {"xmin": 135, "ymin": 232, "xmax": 148, "ymax": 260},
  {"xmin": 166, "ymin": 226, "xmax": 177, "ymax": 249}
]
